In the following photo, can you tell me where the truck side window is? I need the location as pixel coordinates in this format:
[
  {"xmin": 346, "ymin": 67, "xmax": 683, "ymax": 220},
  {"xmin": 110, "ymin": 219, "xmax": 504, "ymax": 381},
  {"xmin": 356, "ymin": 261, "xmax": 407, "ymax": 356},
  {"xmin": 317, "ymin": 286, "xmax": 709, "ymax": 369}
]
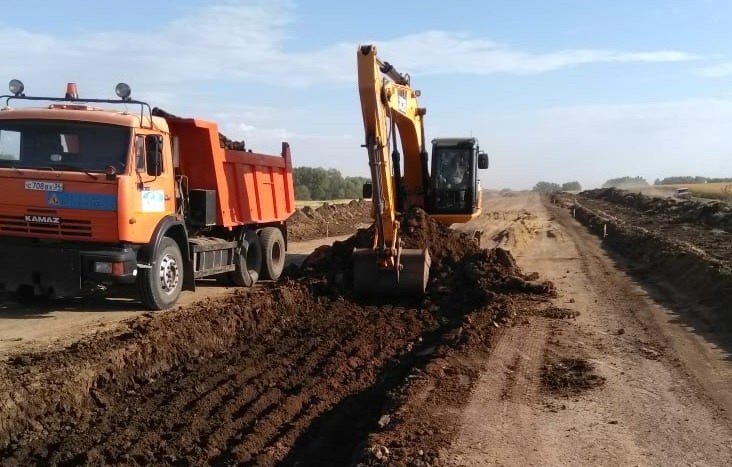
[
  {"xmin": 0, "ymin": 130, "xmax": 21, "ymax": 160},
  {"xmin": 145, "ymin": 135, "xmax": 163, "ymax": 176},
  {"xmin": 135, "ymin": 135, "xmax": 145, "ymax": 172}
]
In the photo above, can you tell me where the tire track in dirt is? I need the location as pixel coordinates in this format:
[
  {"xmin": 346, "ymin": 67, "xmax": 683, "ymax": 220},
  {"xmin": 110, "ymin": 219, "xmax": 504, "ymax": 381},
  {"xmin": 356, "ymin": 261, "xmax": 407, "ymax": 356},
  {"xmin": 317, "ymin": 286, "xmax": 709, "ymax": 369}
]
[{"xmin": 0, "ymin": 207, "xmax": 556, "ymax": 467}]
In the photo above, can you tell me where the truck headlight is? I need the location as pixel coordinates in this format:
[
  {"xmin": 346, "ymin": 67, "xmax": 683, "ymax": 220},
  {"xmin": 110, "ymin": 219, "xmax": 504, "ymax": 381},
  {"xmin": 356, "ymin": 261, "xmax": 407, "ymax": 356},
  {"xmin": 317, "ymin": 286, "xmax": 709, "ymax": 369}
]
[
  {"xmin": 94, "ymin": 262, "xmax": 113, "ymax": 274},
  {"xmin": 115, "ymin": 82, "xmax": 131, "ymax": 100},
  {"xmin": 9, "ymin": 79, "xmax": 24, "ymax": 96}
]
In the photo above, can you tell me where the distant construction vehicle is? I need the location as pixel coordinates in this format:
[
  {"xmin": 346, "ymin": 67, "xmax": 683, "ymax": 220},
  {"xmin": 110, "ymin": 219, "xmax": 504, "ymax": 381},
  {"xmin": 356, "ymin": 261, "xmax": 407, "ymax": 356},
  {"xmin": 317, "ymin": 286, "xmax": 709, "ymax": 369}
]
[
  {"xmin": 354, "ymin": 45, "xmax": 489, "ymax": 295},
  {"xmin": 0, "ymin": 80, "xmax": 295, "ymax": 309}
]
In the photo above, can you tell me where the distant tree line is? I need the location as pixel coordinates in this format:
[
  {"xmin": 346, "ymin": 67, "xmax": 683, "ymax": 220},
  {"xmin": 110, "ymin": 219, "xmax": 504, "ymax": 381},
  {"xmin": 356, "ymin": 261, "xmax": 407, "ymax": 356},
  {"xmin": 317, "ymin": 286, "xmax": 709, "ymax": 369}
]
[
  {"xmin": 654, "ymin": 176, "xmax": 732, "ymax": 185},
  {"xmin": 602, "ymin": 176, "xmax": 649, "ymax": 188},
  {"xmin": 532, "ymin": 181, "xmax": 582, "ymax": 193},
  {"xmin": 294, "ymin": 167, "xmax": 370, "ymax": 200}
]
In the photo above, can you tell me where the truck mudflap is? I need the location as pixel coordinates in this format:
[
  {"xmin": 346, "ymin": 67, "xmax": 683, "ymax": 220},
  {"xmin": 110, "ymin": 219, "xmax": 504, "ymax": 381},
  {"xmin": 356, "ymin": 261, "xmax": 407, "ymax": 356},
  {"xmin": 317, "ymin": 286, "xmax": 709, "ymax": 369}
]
[{"xmin": 0, "ymin": 241, "xmax": 137, "ymax": 297}]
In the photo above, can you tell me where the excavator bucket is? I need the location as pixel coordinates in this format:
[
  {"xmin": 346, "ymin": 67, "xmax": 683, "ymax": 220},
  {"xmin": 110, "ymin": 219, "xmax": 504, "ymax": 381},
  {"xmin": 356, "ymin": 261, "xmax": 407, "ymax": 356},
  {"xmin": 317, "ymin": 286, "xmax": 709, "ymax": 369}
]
[{"xmin": 353, "ymin": 248, "xmax": 431, "ymax": 296}]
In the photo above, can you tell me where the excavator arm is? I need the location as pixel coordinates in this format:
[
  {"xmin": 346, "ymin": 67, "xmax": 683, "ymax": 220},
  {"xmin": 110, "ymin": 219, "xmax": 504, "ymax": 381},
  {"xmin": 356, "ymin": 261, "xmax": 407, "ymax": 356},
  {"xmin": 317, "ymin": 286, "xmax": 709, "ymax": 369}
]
[{"xmin": 354, "ymin": 45, "xmax": 431, "ymax": 295}]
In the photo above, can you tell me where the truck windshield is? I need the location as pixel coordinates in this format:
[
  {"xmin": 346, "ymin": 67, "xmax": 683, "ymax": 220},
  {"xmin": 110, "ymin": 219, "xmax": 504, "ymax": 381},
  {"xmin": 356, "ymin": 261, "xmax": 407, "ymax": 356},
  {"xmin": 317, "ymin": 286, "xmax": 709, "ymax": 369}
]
[{"xmin": 0, "ymin": 120, "xmax": 130, "ymax": 172}]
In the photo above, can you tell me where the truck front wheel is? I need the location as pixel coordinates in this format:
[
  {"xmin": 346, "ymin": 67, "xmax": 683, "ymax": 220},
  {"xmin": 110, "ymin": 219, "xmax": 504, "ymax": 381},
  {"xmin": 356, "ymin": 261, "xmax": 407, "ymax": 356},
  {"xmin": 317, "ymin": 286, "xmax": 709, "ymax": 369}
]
[
  {"xmin": 139, "ymin": 237, "xmax": 183, "ymax": 310},
  {"xmin": 230, "ymin": 230, "xmax": 262, "ymax": 287},
  {"xmin": 260, "ymin": 227, "xmax": 286, "ymax": 281}
]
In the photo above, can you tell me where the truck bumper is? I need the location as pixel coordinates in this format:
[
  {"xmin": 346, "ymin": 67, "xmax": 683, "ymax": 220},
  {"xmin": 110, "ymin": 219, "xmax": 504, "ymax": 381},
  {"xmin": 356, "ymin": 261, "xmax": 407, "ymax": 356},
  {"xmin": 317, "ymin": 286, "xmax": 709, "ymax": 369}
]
[{"xmin": 0, "ymin": 240, "xmax": 137, "ymax": 297}]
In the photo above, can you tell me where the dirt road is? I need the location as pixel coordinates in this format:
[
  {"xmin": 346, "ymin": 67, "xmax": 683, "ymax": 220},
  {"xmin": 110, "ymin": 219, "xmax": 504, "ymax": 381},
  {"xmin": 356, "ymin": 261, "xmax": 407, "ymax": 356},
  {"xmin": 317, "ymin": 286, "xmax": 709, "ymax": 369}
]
[
  {"xmin": 2, "ymin": 193, "xmax": 731, "ymax": 466},
  {"xmin": 0, "ymin": 235, "xmax": 350, "ymax": 359},
  {"xmin": 447, "ymin": 193, "xmax": 732, "ymax": 466}
]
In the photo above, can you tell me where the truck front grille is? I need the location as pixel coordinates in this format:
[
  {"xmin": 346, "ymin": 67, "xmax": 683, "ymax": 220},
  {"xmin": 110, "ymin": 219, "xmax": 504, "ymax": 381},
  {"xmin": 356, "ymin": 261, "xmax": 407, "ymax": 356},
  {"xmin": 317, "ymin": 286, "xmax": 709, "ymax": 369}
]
[{"xmin": 0, "ymin": 215, "xmax": 92, "ymax": 237}]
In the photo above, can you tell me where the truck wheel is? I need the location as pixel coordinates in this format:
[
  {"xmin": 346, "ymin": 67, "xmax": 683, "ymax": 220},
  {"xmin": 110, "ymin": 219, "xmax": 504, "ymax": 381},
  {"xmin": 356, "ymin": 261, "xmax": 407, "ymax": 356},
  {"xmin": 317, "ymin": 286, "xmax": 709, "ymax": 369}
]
[
  {"xmin": 259, "ymin": 227, "xmax": 285, "ymax": 281},
  {"xmin": 230, "ymin": 230, "xmax": 262, "ymax": 287},
  {"xmin": 138, "ymin": 237, "xmax": 183, "ymax": 310}
]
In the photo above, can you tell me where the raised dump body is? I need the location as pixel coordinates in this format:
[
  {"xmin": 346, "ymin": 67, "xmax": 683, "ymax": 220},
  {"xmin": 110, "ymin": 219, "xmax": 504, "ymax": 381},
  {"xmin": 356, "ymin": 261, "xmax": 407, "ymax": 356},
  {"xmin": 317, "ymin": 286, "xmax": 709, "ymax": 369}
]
[{"xmin": 0, "ymin": 81, "xmax": 296, "ymax": 309}]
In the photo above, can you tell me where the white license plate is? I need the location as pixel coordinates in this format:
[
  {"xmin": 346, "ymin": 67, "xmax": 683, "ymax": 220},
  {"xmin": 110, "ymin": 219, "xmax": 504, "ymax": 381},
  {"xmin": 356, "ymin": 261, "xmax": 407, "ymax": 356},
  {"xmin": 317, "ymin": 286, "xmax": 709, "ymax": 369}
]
[{"xmin": 25, "ymin": 181, "xmax": 64, "ymax": 192}]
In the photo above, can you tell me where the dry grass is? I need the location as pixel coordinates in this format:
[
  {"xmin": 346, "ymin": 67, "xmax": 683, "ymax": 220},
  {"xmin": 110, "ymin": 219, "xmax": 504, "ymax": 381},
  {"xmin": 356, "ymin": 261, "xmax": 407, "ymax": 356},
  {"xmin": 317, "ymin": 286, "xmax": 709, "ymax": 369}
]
[{"xmin": 656, "ymin": 183, "xmax": 732, "ymax": 201}]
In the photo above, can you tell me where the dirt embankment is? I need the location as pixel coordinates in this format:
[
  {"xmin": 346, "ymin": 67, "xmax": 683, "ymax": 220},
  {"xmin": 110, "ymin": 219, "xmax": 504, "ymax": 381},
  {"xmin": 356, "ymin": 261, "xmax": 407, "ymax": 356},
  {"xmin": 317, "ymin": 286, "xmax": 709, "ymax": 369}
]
[
  {"xmin": 582, "ymin": 187, "xmax": 732, "ymax": 231},
  {"xmin": 556, "ymin": 190, "xmax": 732, "ymax": 326},
  {"xmin": 287, "ymin": 200, "xmax": 372, "ymax": 242},
  {"xmin": 0, "ymin": 208, "xmax": 554, "ymax": 466}
]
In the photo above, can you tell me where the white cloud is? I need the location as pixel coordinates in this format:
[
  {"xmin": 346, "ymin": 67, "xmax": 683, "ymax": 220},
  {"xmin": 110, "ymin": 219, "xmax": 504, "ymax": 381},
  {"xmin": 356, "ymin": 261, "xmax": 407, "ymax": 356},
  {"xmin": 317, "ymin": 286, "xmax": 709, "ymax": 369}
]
[
  {"xmin": 0, "ymin": 0, "xmax": 712, "ymax": 183},
  {"xmin": 0, "ymin": 0, "xmax": 699, "ymax": 96},
  {"xmin": 371, "ymin": 31, "xmax": 697, "ymax": 76},
  {"xmin": 696, "ymin": 61, "xmax": 732, "ymax": 77}
]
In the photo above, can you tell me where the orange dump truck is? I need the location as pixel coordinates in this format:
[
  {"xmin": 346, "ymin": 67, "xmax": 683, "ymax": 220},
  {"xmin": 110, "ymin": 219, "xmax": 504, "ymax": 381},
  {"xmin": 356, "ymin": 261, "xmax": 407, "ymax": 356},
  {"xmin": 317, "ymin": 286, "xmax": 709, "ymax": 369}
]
[{"xmin": 0, "ymin": 81, "xmax": 295, "ymax": 309}]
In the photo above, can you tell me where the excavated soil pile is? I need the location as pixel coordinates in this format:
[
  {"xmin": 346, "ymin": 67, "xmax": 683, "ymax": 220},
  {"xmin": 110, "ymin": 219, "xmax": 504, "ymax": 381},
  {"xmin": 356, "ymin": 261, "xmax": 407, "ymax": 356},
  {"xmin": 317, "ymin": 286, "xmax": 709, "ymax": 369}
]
[
  {"xmin": 583, "ymin": 188, "xmax": 732, "ymax": 231},
  {"xmin": 151, "ymin": 107, "xmax": 247, "ymax": 150},
  {"xmin": 298, "ymin": 207, "xmax": 554, "ymax": 301},
  {"xmin": 541, "ymin": 357, "xmax": 605, "ymax": 395},
  {"xmin": 555, "ymin": 192, "xmax": 732, "ymax": 326},
  {"xmin": 291, "ymin": 208, "xmax": 555, "ymax": 465},
  {"xmin": 286, "ymin": 200, "xmax": 372, "ymax": 242},
  {"xmin": 0, "ymin": 208, "xmax": 554, "ymax": 467}
]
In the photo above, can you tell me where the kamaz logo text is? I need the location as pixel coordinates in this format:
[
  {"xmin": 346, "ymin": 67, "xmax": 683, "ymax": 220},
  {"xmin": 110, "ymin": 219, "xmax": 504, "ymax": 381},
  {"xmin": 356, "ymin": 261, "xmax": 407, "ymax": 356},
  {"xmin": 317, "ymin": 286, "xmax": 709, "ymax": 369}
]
[{"xmin": 24, "ymin": 215, "xmax": 61, "ymax": 225}]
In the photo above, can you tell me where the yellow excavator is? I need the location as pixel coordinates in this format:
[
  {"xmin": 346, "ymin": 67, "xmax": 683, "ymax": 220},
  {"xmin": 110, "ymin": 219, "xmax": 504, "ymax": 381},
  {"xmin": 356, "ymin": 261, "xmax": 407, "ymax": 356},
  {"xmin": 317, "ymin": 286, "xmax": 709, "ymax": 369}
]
[{"xmin": 354, "ymin": 45, "xmax": 489, "ymax": 296}]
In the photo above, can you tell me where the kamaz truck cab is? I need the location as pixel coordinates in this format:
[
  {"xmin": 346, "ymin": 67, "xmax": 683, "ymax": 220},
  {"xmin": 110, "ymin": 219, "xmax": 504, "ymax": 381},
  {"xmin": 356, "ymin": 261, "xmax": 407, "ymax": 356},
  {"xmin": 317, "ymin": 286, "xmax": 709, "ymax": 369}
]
[{"xmin": 0, "ymin": 80, "xmax": 295, "ymax": 309}]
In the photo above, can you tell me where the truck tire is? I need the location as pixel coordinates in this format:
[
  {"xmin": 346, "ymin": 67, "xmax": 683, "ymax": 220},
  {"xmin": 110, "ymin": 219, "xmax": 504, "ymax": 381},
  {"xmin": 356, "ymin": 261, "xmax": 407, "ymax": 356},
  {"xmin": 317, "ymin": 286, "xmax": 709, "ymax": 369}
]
[
  {"xmin": 230, "ymin": 230, "xmax": 262, "ymax": 287},
  {"xmin": 138, "ymin": 237, "xmax": 183, "ymax": 310},
  {"xmin": 259, "ymin": 227, "xmax": 286, "ymax": 281}
]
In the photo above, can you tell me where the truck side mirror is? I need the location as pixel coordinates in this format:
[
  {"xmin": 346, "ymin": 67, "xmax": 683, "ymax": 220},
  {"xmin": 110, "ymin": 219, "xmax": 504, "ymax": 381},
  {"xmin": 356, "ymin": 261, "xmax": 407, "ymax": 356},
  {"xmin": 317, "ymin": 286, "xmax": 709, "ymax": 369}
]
[
  {"xmin": 145, "ymin": 135, "xmax": 163, "ymax": 177},
  {"xmin": 478, "ymin": 152, "xmax": 489, "ymax": 170},
  {"xmin": 362, "ymin": 182, "xmax": 373, "ymax": 199}
]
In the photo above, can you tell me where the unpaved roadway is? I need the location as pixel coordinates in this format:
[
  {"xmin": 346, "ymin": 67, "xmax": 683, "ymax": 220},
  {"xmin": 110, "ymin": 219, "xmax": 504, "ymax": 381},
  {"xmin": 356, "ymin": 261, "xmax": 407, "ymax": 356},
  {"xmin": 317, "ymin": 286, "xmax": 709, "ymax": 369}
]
[
  {"xmin": 0, "ymin": 235, "xmax": 350, "ymax": 359},
  {"xmin": 448, "ymin": 193, "xmax": 732, "ymax": 466},
  {"xmin": 1, "ymin": 193, "xmax": 731, "ymax": 466}
]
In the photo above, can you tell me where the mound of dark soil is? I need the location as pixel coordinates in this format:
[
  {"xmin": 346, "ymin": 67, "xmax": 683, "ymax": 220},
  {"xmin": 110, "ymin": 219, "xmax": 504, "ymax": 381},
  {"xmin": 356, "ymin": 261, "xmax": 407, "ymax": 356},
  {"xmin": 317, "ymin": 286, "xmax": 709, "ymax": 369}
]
[
  {"xmin": 151, "ymin": 107, "xmax": 247, "ymax": 150},
  {"xmin": 541, "ymin": 357, "xmax": 605, "ymax": 395},
  {"xmin": 287, "ymin": 200, "xmax": 373, "ymax": 242},
  {"xmin": 568, "ymin": 200, "xmax": 732, "ymax": 325},
  {"xmin": 0, "ymin": 207, "xmax": 555, "ymax": 467},
  {"xmin": 582, "ymin": 188, "xmax": 732, "ymax": 230},
  {"xmin": 298, "ymin": 207, "xmax": 554, "ymax": 304}
]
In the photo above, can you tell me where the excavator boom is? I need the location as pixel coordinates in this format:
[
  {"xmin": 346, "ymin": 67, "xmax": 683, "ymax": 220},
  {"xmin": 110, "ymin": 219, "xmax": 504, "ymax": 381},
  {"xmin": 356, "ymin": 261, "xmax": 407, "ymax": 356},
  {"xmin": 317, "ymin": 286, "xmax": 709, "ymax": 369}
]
[{"xmin": 354, "ymin": 45, "xmax": 431, "ymax": 296}]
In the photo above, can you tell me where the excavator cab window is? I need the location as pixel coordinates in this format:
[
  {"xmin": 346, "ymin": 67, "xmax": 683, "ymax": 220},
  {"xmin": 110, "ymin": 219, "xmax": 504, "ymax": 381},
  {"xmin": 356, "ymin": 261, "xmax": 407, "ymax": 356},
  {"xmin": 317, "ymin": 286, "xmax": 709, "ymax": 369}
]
[{"xmin": 430, "ymin": 144, "xmax": 477, "ymax": 214}]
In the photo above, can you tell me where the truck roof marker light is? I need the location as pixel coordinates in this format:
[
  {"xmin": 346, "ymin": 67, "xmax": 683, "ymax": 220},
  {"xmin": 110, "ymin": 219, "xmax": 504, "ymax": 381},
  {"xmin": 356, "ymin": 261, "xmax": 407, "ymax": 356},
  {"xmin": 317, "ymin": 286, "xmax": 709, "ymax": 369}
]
[
  {"xmin": 115, "ymin": 83, "xmax": 131, "ymax": 101},
  {"xmin": 65, "ymin": 83, "xmax": 79, "ymax": 100},
  {"xmin": 8, "ymin": 79, "xmax": 24, "ymax": 96}
]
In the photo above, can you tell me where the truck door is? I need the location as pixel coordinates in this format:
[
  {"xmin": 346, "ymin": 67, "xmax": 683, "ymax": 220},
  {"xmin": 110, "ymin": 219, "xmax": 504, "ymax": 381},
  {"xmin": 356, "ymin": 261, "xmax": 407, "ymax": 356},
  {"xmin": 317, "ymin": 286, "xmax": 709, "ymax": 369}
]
[{"xmin": 133, "ymin": 133, "xmax": 174, "ymax": 234}]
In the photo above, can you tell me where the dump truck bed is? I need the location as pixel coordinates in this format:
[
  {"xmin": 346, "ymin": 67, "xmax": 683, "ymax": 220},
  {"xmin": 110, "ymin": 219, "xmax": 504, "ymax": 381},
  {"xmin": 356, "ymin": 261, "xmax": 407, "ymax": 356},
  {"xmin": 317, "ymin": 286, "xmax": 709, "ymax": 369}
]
[{"xmin": 164, "ymin": 117, "xmax": 295, "ymax": 227}]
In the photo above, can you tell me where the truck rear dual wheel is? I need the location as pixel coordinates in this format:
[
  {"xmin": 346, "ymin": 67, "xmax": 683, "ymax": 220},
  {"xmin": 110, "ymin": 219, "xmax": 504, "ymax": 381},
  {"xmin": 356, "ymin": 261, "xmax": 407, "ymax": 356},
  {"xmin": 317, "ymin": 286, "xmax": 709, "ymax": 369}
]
[
  {"xmin": 139, "ymin": 237, "xmax": 183, "ymax": 310},
  {"xmin": 230, "ymin": 230, "xmax": 262, "ymax": 287},
  {"xmin": 259, "ymin": 227, "xmax": 286, "ymax": 281}
]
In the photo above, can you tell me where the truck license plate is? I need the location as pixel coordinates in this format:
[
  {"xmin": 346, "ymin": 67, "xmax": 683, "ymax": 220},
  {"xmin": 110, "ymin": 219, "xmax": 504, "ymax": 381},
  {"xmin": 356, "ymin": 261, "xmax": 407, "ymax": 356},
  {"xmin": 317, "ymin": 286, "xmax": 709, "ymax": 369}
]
[{"xmin": 25, "ymin": 181, "xmax": 64, "ymax": 192}]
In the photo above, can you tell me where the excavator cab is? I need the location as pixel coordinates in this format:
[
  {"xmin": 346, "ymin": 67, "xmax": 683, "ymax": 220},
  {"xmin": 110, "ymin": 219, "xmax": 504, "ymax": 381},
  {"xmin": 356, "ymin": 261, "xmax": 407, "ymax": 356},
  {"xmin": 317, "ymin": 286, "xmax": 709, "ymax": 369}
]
[{"xmin": 429, "ymin": 138, "xmax": 488, "ymax": 223}]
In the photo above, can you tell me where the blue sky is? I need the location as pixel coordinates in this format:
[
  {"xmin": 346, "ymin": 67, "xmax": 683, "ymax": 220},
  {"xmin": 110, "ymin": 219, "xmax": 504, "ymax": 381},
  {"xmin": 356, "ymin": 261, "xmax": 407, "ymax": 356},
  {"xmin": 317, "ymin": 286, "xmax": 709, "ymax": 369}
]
[{"xmin": 4, "ymin": 0, "xmax": 732, "ymax": 188}]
